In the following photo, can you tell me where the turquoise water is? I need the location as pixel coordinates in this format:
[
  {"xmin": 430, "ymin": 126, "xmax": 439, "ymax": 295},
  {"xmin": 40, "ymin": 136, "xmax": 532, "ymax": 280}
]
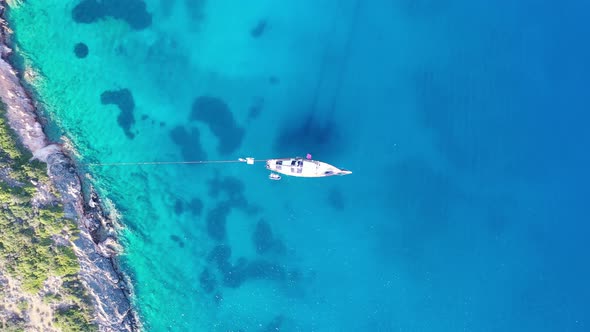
[{"xmin": 8, "ymin": 0, "xmax": 590, "ymax": 331}]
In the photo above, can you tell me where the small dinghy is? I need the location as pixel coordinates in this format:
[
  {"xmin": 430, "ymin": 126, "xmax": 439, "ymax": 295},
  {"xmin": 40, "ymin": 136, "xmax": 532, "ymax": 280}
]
[{"xmin": 268, "ymin": 173, "xmax": 282, "ymax": 180}]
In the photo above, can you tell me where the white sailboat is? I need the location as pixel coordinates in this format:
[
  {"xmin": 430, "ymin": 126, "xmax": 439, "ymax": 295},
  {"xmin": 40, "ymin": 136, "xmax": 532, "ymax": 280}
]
[{"xmin": 264, "ymin": 155, "xmax": 351, "ymax": 180}]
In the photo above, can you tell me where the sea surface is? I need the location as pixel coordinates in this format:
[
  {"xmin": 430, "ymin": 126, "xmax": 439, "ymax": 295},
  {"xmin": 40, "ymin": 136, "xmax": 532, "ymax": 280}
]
[{"xmin": 7, "ymin": 0, "xmax": 590, "ymax": 331}]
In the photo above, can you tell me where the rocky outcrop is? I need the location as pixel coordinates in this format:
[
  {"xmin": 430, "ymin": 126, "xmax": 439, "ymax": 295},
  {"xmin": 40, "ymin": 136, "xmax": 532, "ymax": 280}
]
[
  {"xmin": 0, "ymin": 2, "xmax": 139, "ymax": 331},
  {"xmin": 47, "ymin": 152, "xmax": 139, "ymax": 331}
]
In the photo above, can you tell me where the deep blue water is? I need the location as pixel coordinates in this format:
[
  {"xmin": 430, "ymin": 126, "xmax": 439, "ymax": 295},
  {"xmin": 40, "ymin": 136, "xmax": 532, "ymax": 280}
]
[{"xmin": 8, "ymin": 0, "xmax": 590, "ymax": 330}]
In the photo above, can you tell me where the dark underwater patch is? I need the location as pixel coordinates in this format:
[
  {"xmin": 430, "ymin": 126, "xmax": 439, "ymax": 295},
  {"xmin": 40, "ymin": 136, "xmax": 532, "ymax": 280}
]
[
  {"xmin": 184, "ymin": 0, "xmax": 206, "ymax": 21},
  {"xmin": 169, "ymin": 126, "xmax": 207, "ymax": 160},
  {"xmin": 274, "ymin": 113, "xmax": 340, "ymax": 157},
  {"xmin": 199, "ymin": 268, "xmax": 216, "ymax": 294},
  {"xmin": 206, "ymin": 173, "xmax": 260, "ymax": 214},
  {"xmin": 169, "ymin": 234, "xmax": 185, "ymax": 248},
  {"xmin": 207, "ymin": 174, "xmax": 245, "ymax": 203},
  {"xmin": 252, "ymin": 219, "xmax": 285, "ymax": 255},
  {"xmin": 204, "ymin": 175, "xmax": 259, "ymax": 241},
  {"xmin": 326, "ymin": 186, "xmax": 345, "ymax": 210},
  {"xmin": 286, "ymin": 269, "xmax": 302, "ymax": 284},
  {"xmin": 220, "ymin": 257, "xmax": 247, "ymax": 288},
  {"xmin": 188, "ymin": 198, "xmax": 203, "ymax": 216},
  {"xmin": 250, "ymin": 19, "xmax": 267, "ymax": 38},
  {"xmin": 100, "ymin": 89, "xmax": 136, "ymax": 139},
  {"xmin": 205, "ymin": 203, "xmax": 231, "ymax": 241},
  {"xmin": 244, "ymin": 260, "xmax": 286, "ymax": 281},
  {"xmin": 174, "ymin": 199, "xmax": 184, "ymax": 215},
  {"xmin": 74, "ymin": 42, "xmax": 89, "ymax": 58},
  {"xmin": 252, "ymin": 220, "xmax": 273, "ymax": 254},
  {"xmin": 247, "ymin": 97, "xmax": 264, "ymax": 121},
  {"xmin": 72, "ymin": 0, "xmax": 152, "ymax": 30},
  {"xmin": 190, "ymin": 96, "xmax": 244, "ymax": 154},
  {"xmin": 262, "ymin": 316, "xmax": 284, "ymax": 332},
  {"xmin": 207, "ymin": 244, "xmax": 232, "ymax": 269},
  {"xmin": 222, "ymin": 259, "xmax": 287, "ymax": 289},
  {"xmin": 206, "ymin": 244, "xmax": 291, "ymax": 289},
  {"xmin": 173, "ymin": 197, "xmax": 203, "ymax": 216},
  {"xmin": 213, "ymin": 292, "xmax": 223, "ymax": 305}
]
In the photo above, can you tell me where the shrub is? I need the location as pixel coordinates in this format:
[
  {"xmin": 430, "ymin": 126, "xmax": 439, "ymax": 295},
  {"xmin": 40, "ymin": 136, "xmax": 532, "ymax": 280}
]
[
  {"xmin": 1, "ymin": 107, "xmax": 94, "ymax": 330},
  {"xmin": 54, "ymin": 305, "xmax": 97, "ymax": 332},
  {"xmin": 0, "ymin": 114, "xmax": 23, "ymax": 160},
  {"xmin": 54, "ymin": 246, "xmax": 79, "ymax": 277}
]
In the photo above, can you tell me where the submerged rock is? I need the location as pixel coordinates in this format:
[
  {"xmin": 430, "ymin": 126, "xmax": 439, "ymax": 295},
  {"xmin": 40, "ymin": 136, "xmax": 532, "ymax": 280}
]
[
  {"xmin": 199, "ymin": 268, "xmax": 216, "ymax": 294},
  {"xmin": 74, "ymin": 42, "xmax": 89, "ymax": 58},
  {"xmin": 206, "ymin": 203, "xmax": 231, "ymax": 241},
  {"xmin": 169, "ymin": 125, "xmax": 207, "ymax": 160},
  {"xmin": 97, "ymin": 236, "xmax": 122, "ymax": 257},
  {"xmin": 47, "ymin": 152, "xmax": 139, "ymax": 330},
  {"xmin": 100, "ymin": 88, "xmax": 136, "ymax": 139},
  {"xmin": 262, "ymin": 315, "xmax": 285, "ymax": 332},
  {"xmin": 72, "ymin": 0, "xmax": 152, "ymax": 30},
  {"xmin": 250, "ymin": 19, "xmax": 267, "ymax": 38},
  {"xmin": 253, "ymin": 219, "xmax": 274, "ymax": 254},
  {"xmin": 190, "ymin": 96, "xmax": 244, "ymax": 154}
]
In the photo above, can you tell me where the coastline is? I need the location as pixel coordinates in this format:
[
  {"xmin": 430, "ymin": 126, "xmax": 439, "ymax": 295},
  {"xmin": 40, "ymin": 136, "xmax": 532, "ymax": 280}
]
[{"xmin": 0, "ymin": 2, "xmax": 139, "ymax": 331}]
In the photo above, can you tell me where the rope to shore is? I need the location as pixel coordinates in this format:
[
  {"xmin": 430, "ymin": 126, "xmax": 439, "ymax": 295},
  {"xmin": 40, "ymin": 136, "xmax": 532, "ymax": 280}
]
[{"xmin": 82, "ymin": 158, "xmax": 268, "ymax": 167}]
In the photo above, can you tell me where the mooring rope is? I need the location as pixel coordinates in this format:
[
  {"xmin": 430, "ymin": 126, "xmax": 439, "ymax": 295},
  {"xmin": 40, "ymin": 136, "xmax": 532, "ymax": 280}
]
[{"xmin": 83, "ymin": 158, "xmax": 267, "ymax": 167}]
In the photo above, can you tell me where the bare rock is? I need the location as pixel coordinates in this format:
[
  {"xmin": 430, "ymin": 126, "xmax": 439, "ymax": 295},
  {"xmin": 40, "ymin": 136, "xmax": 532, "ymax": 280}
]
[{"xmin": 97, "ymin": 237, "xmax": 122, "ymax": 258}]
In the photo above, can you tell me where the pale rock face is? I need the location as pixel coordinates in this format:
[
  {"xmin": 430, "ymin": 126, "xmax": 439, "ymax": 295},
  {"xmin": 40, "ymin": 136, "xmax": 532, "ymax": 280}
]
[
  {"xmin": 31, "ymin": 144, "xmax": 61, "ymax": 162},
  {"xmin": 0, "ymin": 57, "xmax": 48, "ymax": 153},
  {"xmin": 5, "ymin": 1, "xmax": 25, "ymax": 9},
  {"xmin": 97, "ymin": 237, "xmax": 123, "ymax": 258}
]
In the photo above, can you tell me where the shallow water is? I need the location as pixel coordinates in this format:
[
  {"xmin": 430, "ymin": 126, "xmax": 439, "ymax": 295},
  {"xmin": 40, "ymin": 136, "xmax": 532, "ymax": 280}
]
[{"xmin": 8, "ymin": 0, "xmax": 590, "ymax": 331}]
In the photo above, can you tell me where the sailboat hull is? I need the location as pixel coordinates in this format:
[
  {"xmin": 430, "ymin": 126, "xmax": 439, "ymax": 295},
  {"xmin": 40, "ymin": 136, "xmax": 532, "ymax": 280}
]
[{"xmin": 266, "ymin": 158, "xmax": 352, "ymax": 178}]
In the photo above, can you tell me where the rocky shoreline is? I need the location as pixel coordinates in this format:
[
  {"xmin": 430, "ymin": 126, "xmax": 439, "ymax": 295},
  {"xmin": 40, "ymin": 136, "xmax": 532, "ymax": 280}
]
[{"xmin": 0, "ymin": 2, "xmax": 139, "ymax": 331}]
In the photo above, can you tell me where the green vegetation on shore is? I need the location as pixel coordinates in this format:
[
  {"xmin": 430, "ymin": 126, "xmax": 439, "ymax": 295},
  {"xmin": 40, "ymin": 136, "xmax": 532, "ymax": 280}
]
[{"xmin": 0, "ymin": 107, "xmax": 96, "ymax": 331}]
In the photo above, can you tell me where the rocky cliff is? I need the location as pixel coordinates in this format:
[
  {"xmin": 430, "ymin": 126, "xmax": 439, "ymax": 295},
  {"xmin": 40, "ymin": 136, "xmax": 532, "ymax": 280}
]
[{"xmin": 0, "ymin": 2, "xmax": 139, "ymax": 331}]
